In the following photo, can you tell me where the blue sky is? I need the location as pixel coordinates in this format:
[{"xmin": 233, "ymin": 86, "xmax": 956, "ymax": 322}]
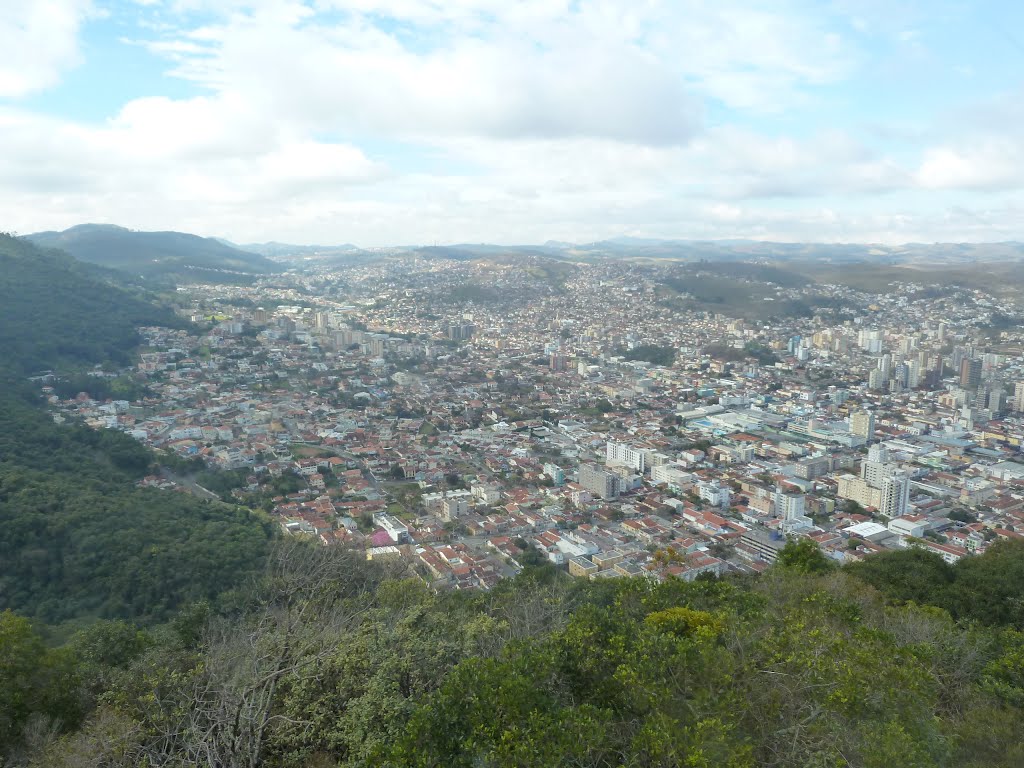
[{"xmin": 3, "ymin": 0, "xmax": 1024, "ymax": 245}]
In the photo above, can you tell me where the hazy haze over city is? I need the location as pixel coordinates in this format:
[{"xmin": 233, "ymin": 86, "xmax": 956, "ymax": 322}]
[{"xmin": 4, "ymin": 0, "xmax": 1024, "ymax": 245}]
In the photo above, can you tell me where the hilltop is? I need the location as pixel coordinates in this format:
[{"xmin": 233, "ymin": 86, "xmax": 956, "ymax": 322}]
[{"xmin": 26, "ymin": 224, "xmax": 279, "ymax": 281}]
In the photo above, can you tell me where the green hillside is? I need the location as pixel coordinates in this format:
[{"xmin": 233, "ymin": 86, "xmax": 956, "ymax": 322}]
[
  {"xmin": 0, "ymin": 384, "xmax": 273, "ymax": 626},
  {"xmin": 0, "ymin": 233, "xmax": 271, "ymax": 630},
  {"xmin": 0, "ymin": 234, "xmax": 184, "ymax": 374},
  {"xmin": 657, "ymin": 262, "xmax": 855, "ymax": 320},
  {"xmin": 27, "ymin": 223, "xmax": 279, "ymax": 281}
]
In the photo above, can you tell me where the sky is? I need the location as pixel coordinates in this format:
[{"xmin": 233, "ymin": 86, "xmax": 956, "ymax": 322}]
[{"xmin": 3, "ymin": 0, "xmax": 1024, "ymax": 246}]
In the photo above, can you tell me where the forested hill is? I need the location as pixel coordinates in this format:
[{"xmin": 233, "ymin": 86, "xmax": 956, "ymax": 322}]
[
  {"xmin": 0, "ymin": 383, "xmax": 273, "ymax": 625},
  {"xmin": 0, "ymin": 233, "xmax": 183, "ymax": 375},
  {"xmin": 26, "ymin": 223, "xmax": 279, "ymax": 279},
  {"xmin": 0, "ymin": 231, "xmax": 272, "ymax": 627}
]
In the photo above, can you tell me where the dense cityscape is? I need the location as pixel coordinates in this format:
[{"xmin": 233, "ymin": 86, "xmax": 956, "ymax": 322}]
[
  {"xmin": 53, "ymin": 254, "xmax": 1024, "ymax": 591},
  {"xmin": 7, "ymin": 1, "xmax": 1024, "ymax": 761}
]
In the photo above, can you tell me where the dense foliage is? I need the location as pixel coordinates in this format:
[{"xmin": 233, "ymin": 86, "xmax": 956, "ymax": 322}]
[
  {"xmin": 0, "ymin": 233, "xmax": 183, "ymax": 375},
  {"xmin": 704, "ymin": 342, "xmax": 781, "ymax": 366},
  {"xmin": 0, "ymin": 234, "xmax": 272, "ymax": 630},
  {"xmin": 616, "ymin": 344, "xmax": 677, "ymax": 366},
  {"xmin": 2, "ymin": 539, "xmax": 1019, "ymax": 767},
  {"xmin": 848, "ymin": 543, "xmax": 1024, "ymax": 627},
  {"xmin": 0, "ymin": 381, "xmax": 273, "ymax": 626}
]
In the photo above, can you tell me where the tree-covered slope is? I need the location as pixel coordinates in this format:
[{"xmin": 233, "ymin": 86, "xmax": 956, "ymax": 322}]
[
  {"xmin": 0, "ymin": 385, "xmax": 273, "ymax": 625},
  {"xmin": 26, "ymin": 223, "xmax": 279, "ymax": 278},
  {"xmin": 0, "ymin": 233, "xmax": 272, "ymax": 628},
  {"xmin": 0, "ymin": 233, "xmax": 183, "ymax": 374}
]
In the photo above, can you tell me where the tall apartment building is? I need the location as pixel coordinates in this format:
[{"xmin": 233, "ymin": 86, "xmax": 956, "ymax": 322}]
[
  {"xmin": 960, "ymin": 358, "xmax": 982, "ymax": 390},
  {"xmin": 1015, "ymin": 381, "xmax": 1024, "ymax": 412},
  {"xmin": 697, "ymin": 480, "xmax": 731, "ymax": 508},
  {"xmin": 862, "ymin": 459, "xmax": 895, "ymax": 489},
  {"xmin": 775, "ymin": 488, "xmax": 813, "ymax": 533},
  {"xmin": 543, "ymin": 463, "xmax": 565, "ymax": 486},
  {"xmin": 988, "ymin": 387, "xmax": 1005, "ymax": 414},
  {"xmin": 858, "ymin": 329, "xmax": 883, "ymax": 354},
  {"xmin": 879, "ymin": 472, "xmax": 911, "ymax": 519},
  {"xmin": 605, "ymin": 440, "xmax": 646, "ymax": 473},
  {"xmin": 579, "ymin": 463, "xmax": 620, "ymax": 499},
  {"xmin": 440, "ymin": 497, "xmax": 469, "ymax": 522},
  {"xmin": 794, "ymin": 454, "xmax": 831, "ymax": 480},
  {"xmin": 836, "ymin": 474, "xmax": 882, "ymax": 509},
  {"xmin": 849, "ymin": 410, "xmax": 875, "ymax": 440}
]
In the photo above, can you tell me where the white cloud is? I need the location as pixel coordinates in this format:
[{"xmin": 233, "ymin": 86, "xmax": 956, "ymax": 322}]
[
  {"xmin": 149, "ymin": 2, "xmax": 701, "ymax": 146},
  {"xmin": 915, "ymin": 146, "xmax": 1015, "ymax": 190},
  {"xmin": 0, "ymin": 0, "xmax": 94, "ymax": 97},
  {"xmin": 3, "ymin": 0, "xmax": 1024, "ymax": 245}
]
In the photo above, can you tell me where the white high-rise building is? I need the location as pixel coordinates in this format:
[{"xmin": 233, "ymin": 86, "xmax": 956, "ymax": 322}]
[
  {"xmin": 697, "ymin": 480, "xmax": 731, "ymax": 508},
  {"xmin": 776, "ymin": 489, "xmax": 813, "ymax": 533},
  {"xmin": 775, "ymin": 489, "xmax": 805, "ymax": 519},
  {"xmin": 606, "ymin": 440, "xmax": 646, "ymax": 473},
  {"xmin": 907, "ymin": 360, "xmax": 920, "ymax": 389},
  {"xmin": 859, "ymin": 329, "xmax": 883, "ymax": 354},
  {"xmin": 867, "ymin": 444, "xmax": 889, "ymax": 463},
  {"xmin": 879, "ymin": 353, "xmax": 893, "ymax": 381},
  {"xmin": 1015, "ymin": 381, "xmax": 1024, "ymax": 412},
  {"xmin": 988, "ymin": 388, "xmax": 1005, "ymax": 415},
  {"xmin": 879, "ymin": 472, "xmax": 911, "ymax": 519},
  {"xmin": 579, "ymin": 463, "xmax": 620, "ymax": 499}
]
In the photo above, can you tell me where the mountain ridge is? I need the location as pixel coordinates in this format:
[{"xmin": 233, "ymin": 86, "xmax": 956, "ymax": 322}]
[
  {"xmin": 24, "ymin": 224, "xmax": 1024, "ymax": 267},
  {"xmin": 26, "ymin": 223, "xmax": 280, "ymax": 280}
]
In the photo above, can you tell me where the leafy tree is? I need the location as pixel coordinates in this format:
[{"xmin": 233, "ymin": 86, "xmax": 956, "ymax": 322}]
[
  {"xmin": 0, "ymin": 611, "xmax": 82, "ymax": 758},
  {"xmin": 847, "ymin": 540, "xmax": 1024, "ymax": 627},
  {"xmin": 775, "ymin": 537, "xmax": 834, "ymax": 574}
]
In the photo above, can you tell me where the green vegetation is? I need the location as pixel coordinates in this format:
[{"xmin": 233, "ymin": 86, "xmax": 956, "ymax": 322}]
[
  {"xmin": 0, "ymin": 233, "xmax": 273, "ymax": 630},
  {"xmin": 679, "ymin": 261, "xmax": 809, "ymax": 287},
  {"xmin": 794, "ymin": 258, "xmax": 1024, "ymax": 303},
  {"xmin": 616, "ymin": 344, "xmax": 677, "ymax": 366},
  {"xmin": 50, "ymin": 373, "xmax": 148, "ymax": 401},
  {"xmin": 0, "ymin": 382, "xmax": 272, "ymax": 626},
  {"xmin": 26, "ymin": 224, "xmax": 278, "ymax": 280},
  {"xmin": 0, "ymin": 234, "xmax": 184, "ymax": 375},
  {"xmin": 848, "ymin": 541, "xmax": 1024, "ymax": 627},
  {"xmin": 195, "ymin": 467, "xmax": 252, "ymax": 501},
  {"xmin": 447, "ymin": 283, "xmax": 503, "ymax": 303},
  {"xmin": 658, "ymin": 263, "xmax": 863, "ymax": 321},
  {"xmin": 5, "ymin": 539, "xmax": 1023, "ymax": 767},
  {"xmin": 662, "ymin": 267, "xmax": 816, "ymax": 321},
  {"xmin": 704, "ymin": 342, "xmax": 780, "ymax": 366}
]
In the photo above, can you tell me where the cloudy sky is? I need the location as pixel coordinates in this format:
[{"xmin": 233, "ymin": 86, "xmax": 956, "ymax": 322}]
[{"xmin": 3, "ymin": 0, "xmax": 1024, "ymax": 245}]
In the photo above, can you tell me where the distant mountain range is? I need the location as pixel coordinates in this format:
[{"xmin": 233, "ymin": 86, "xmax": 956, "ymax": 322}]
[
  {"xmin": 27, "ymin": 224, "xmax": 279, "ymax": 279},
  {"xmin": 230, "ymin": 236, "xmax": 1024, "ymax": 267},
  {"xmin": 22, "ymin": 224, "xmax": 1024, "ymax": 275},
  {"xmin": 238, "ymin": 241, "xmax": 362, "ymax": 258}
]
